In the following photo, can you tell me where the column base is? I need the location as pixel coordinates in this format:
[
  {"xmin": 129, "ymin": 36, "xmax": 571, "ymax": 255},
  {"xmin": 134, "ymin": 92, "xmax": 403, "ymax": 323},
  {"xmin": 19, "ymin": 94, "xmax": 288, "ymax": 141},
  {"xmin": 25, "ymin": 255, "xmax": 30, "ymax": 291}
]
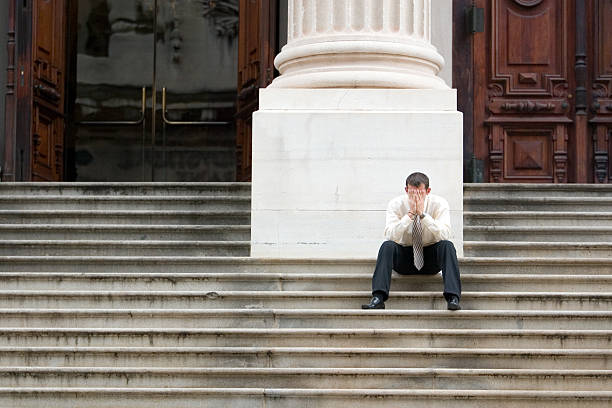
[
  {"xmin": 271, "ymin": 40, "xmax": 448, "ymax": 89},
  {"xmin": 252, "ymin": 89, "xmax": 463, "ymax": 258}
]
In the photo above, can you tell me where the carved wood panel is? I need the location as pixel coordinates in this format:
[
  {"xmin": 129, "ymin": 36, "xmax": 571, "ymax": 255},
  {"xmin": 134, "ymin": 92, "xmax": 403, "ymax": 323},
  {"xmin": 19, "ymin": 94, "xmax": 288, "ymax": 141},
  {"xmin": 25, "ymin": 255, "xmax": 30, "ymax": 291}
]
[
  {"xmin": 506, "ymin": 129, "xmax": 553, "ymax": 178},
  {"xmin": 488, "ymin": 123, "xmax": 568, "ymax": 183},
  {"xmin": 490, "ymin": 0, "xmax": 569, "ymax": 97},
  {"xmin": 32, "ymin": 105, "xmax": 62, "ymax": 181},
  {"xmin": 473, "ymin": 0, "xmax": 574, "ymax": 182},
  {"xmin": 591, "ymin": 0, "xmax": 612, "ymax": 183},
  {"xmin": 465, "ymin": 0, "xmax": 612, "ymax": 182},
  {"xmin": 31, "ymin": 0, "xmax": 65, "ymax": 181}
]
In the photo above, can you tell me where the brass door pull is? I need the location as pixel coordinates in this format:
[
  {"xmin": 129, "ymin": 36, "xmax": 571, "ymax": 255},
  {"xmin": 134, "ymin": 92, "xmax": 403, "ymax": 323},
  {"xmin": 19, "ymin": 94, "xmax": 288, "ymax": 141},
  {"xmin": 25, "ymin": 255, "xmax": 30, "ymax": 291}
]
[
  {"xmin": 162, "ymin": 87, "xmax": 230, "ymax": 126},
  {"xmin": 77, "ymin": 87, "xmax": 146, "ymax": 126}
]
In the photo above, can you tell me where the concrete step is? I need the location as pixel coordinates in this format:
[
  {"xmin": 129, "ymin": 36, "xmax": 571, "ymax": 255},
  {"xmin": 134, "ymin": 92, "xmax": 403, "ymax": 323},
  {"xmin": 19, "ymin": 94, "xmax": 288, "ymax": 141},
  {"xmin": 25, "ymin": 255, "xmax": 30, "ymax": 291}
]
[
  {"xmin": 464, "ymin": 183, "xmax": 612, "ymax": 198},
  {"xmin": 0, "ymin": 346, "xmax": 609, "ymax": 369},
  {"xmin": 0, "ymin": 290, "xmax": 608, "ymax": 311},
  {"xmin": 464, "ymin": 226, "xmax": 612, "ymax": 242},
  {"xmin": 464, "ymin": 197, "xmax": 612, "ymax": 212},
  {"xmin": 0, "ymin": 224, "xmax": 250, "ymax": 241},
  {"xmin": 0, "ymin": 309, "xmax": 609, "ymax": 330},
  {"xmin": 0, "ymin": 181, "xmax": 606, "ymax": 407},
  {"xmin": 1, "ymin": 388, "xmax": 610, "ymax": 408},
  {"xmin": 0, "ymin": 240, "xmax": 250, "ymax": 257},
  {"xmin": 0, "ymin": 195, "xmax": 251, "ymax": 211},
  {"xmin": 464, "ymin": 211, "xmax": 612, "ymax": 227},
  {"xmin": 460, "ymin": 257, "xmax": 612, "ymax": 275},
  {"xmin": 0, "ymin": 256, "xmax": 610, "ymax": 274},
  {"xmin": 464, "ymin": 241, "xmax": 612, "ymax": 258},
  {"xmin": 1, "ymin": 367, "xmax": 610, "ymax": 391},
  {"xmin": 0, "ymin": 210, "xmax": 251, "ymax": 225},
  {"xmin": 2, "ymin": 272, "xmax": 609, "ymax": 292},
  {"xmin": 3, "ymin": 328, "xmax": 610, "ymax": 349},
  {"xmin": 6, "ymin": 238, "xmax": 609, "ymax": 258},
  {"xmin": 6, "ymin": 224, "xmax": 609, "ymax": 244},
  {"xmin": 0, "ymin": 182, "xmax": 251, "ymax": 197}
]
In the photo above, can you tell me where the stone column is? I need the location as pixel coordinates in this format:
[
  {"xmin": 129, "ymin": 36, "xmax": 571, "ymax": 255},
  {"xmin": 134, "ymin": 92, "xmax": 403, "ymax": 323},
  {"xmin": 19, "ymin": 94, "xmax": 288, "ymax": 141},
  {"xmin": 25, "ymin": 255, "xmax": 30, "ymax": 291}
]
[
  {"xmin": 271, "ymin": 0, "xmax": 448, "ymax": 89},
  {"xmin": 251, "ymin": 1, "xmax": 462, "ymax": 258}
]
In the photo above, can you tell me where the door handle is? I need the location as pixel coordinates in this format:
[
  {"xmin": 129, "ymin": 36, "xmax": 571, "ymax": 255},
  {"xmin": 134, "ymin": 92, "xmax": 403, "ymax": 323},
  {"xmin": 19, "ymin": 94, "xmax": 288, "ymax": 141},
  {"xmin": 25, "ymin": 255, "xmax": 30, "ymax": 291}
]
[
  {"xmin": 77, "ymin": 87, "xmax": 146, "ymax": 126},
  {"xmin": 162, "ymin": 87, "xmax": 230, "ymax": 126},
  {"xmin": 34, "ymin": 83, "xmax": 61, "ymax": 102}
]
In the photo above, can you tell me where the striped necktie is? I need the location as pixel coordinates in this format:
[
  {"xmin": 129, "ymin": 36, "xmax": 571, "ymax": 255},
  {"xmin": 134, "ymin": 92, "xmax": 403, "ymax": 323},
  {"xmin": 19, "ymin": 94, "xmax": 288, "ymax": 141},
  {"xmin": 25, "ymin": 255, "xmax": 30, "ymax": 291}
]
[{"xmin": 412, "ymin": 216, "xmax": 424, "ymax": 270}]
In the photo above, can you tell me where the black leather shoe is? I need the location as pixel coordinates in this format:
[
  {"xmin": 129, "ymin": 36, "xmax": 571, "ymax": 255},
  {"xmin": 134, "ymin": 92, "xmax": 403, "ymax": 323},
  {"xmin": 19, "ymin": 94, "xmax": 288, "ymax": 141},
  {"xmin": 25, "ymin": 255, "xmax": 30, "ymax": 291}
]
[
  {"xmin": 447, "ymin": 295, "xmax": 461, "ymax": 311},
  {"xmin": 361, "ymin": 296, "xmax": 385, "ymax": 309}
]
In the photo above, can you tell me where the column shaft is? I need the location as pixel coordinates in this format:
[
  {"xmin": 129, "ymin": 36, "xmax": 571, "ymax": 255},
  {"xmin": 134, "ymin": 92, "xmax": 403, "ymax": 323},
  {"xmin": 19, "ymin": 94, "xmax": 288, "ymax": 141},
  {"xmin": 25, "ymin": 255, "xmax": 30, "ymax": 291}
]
[{"xmin": 271, "ymin": 0, "xmax": 447, "ymax": 89}]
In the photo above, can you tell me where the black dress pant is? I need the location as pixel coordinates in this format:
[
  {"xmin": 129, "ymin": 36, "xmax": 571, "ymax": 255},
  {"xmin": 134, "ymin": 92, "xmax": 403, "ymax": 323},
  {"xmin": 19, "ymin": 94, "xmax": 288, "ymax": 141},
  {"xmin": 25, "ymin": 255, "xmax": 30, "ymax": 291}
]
[{"xmin": 371, "ymin": 240, "xmax": 461, "ymax": 301}]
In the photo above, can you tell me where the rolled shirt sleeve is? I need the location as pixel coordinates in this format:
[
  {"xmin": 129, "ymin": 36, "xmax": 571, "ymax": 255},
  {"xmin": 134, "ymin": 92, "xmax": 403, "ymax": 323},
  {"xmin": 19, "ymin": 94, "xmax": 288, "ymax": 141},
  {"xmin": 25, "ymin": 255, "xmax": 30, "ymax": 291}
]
[
  {"xmin": 420, "ymin": 199, "xmax": 452, "ymax": 242},
  {"xmin": 384, "ymin": 202, "xmax": 413, "ymax": 242}
]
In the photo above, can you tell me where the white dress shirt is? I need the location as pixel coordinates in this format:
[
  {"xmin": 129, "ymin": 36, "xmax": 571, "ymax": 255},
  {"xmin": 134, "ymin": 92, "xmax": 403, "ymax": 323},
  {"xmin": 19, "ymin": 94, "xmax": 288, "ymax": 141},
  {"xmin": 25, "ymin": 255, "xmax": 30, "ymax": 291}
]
[{"xmin": 383, "ymin": 193, "xmax": 452, "ymax": 247}]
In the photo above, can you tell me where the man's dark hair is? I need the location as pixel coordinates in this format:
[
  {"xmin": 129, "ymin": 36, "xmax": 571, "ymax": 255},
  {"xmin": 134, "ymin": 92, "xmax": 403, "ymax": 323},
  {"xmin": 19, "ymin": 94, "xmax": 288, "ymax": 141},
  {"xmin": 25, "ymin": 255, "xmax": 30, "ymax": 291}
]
[{"xmin": 406, "ymin": 172, "xmax": 429, "ymax": 189}]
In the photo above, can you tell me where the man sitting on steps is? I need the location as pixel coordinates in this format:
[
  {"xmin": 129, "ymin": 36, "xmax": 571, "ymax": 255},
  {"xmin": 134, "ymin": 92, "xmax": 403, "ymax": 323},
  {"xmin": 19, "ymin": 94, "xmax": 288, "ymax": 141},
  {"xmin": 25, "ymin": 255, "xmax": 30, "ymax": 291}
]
[{"xmin": 361, "ymin": 172, "xmax": 462, "ymax": 311}]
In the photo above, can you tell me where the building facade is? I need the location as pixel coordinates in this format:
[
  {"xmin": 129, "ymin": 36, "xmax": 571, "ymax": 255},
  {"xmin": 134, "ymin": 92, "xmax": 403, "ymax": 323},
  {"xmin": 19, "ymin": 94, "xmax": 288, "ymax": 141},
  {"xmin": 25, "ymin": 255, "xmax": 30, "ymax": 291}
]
[{"xmin": 1, "ymin": 0, "xmax": 610, "ymax": 184}]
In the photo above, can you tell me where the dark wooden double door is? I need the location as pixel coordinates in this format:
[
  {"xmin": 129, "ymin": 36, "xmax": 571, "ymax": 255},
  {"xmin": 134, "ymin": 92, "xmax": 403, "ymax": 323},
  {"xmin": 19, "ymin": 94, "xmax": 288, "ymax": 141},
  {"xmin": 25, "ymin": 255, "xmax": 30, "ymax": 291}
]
[
  {"xmin": 10, "ymin": 0, "xmax": 612, "ymax": 183},
  {"xmin": 457, "ymin": 0, "xmax": 612, "ymax": 183},
  {"xmin": 5, "ymin": 0, "xmax": 67, "ymax": 182},
  {"xmin": 5, "ymin": 0, "xmax": 276, "ymax": 182}
]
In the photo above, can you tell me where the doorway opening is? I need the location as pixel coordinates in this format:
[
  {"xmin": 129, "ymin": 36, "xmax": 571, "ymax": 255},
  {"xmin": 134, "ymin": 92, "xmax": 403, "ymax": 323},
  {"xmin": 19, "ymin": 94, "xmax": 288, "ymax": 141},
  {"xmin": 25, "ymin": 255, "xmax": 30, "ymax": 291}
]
[{"xmin": 66, "ymin": 0, "xmax": 239, "ymax": 182}]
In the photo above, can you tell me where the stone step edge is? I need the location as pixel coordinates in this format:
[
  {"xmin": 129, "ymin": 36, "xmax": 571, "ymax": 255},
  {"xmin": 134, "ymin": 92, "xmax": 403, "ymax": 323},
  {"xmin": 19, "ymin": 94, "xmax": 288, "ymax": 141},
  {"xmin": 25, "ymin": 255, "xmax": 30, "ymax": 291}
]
[
  {"xmin": 464, "ymin": 226, "xmax": 612, "ymax": 232},
  {"xmin": 2, "ymin": 327, "xmax": 609, "ymax": 337},
  {"xmin": 465, "ymin": 197, "xmax": 612, "ymax": 203},
  {"xmin": 1, "ymin": 346, "xmax": 610, "ymax": 356},
  {"xmin": 0, "ymin": 224, "xmax": 251, "ymax": 231},
  {"xmin": 8, "ymin": 240, "xmax": 609, "ymax": 249},
  {"xmin": 3, "ymin": 366, "xmax": 611, "ymax": 377},
  {"xmin": 0, "ymin": 182, "xmax": 252, "ymax": 187},
  {"xmin": 1, "ymin": 387, "xmax": 611, "ymax": 400},
  {"xmin": 0, "ymin": 240, "xmax": 250, "ymax": 247},
  {"xmin": 2, "ymin": 225, "xmax": 607, "ymax": 233},
  {"xmin": 0, "ymin": 256, "xmax": 610, "ymax": 265},
  {"xmin": 8, "ymin": 210, "xmax": 608, "ymax": 218},
  {"xmin": 7, "ymin": 195, "xmax": 611, "ymax": 203},
  {"xmin": 0, "ymin": 290, "xmax": 609, "ymax": 299},
  {"xmin": 2, "ymin": 272, "xmax": 609, "ymax": 282},
  {"xmin": 0, "ymin": 226, "xmax": 607, "ymax": 235},
  {"xmin": 0, "ymin": 210, "xmax": 251, "ymax": 215},
  {"xmin": 0, "ymin": 308, "xmax": 609, "ymax": 318},
  {"xmin": 464, "ymin": 183, "xmax": 612, "ymax": 190},
  {"xmin": 464, "ymin": 211, "xmax": 612, "ymax": 217},
  {"xmin": 464, "ymin": 241, "xmax": 612, "ymax": 248},
  {"xmin": 0, "ymin": 195, "xmax": 251, "ymax": 201}
]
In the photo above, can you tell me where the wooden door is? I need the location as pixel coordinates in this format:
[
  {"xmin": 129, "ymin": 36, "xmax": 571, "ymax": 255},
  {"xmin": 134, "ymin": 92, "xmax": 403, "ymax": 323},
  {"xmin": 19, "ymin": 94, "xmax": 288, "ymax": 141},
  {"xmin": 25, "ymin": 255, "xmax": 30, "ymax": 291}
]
[
  {"xmin": 5, "ymin": 0, "xmax": 66, "ymax": 181},
  {"xmin": 591, "ymin": 0, "xmax": 612, "ymax": 183},
  {"xmin": 31, "ymin": 0, "xmax": 66, "ymax": 181},
  {"xmin": 3, "ymin": 0, "xmax": 17, "ymax": 181},
  {"xmin": 236, "ymin": 0, "xmax": 277, "ymax": 182},
  {"xmin": 458, "ymin": 0, "xmax": 609, "ymax": 183}
]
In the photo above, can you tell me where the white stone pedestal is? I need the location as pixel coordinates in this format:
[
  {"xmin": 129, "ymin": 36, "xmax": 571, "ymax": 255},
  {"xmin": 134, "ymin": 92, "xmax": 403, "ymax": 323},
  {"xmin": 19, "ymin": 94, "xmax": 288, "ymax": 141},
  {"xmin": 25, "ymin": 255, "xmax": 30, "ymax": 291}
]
[{"xmin": 251, "ymin": 88, "xmax": 463, "ymax": 259}]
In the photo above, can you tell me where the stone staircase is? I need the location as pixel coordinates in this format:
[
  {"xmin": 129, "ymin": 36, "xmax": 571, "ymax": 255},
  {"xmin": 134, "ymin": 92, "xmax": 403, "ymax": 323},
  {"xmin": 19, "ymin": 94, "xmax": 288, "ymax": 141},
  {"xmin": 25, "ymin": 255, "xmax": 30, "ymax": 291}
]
[{"xmin": 0, "ymin": 182, "xmax": 610, "ymax": 407}]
